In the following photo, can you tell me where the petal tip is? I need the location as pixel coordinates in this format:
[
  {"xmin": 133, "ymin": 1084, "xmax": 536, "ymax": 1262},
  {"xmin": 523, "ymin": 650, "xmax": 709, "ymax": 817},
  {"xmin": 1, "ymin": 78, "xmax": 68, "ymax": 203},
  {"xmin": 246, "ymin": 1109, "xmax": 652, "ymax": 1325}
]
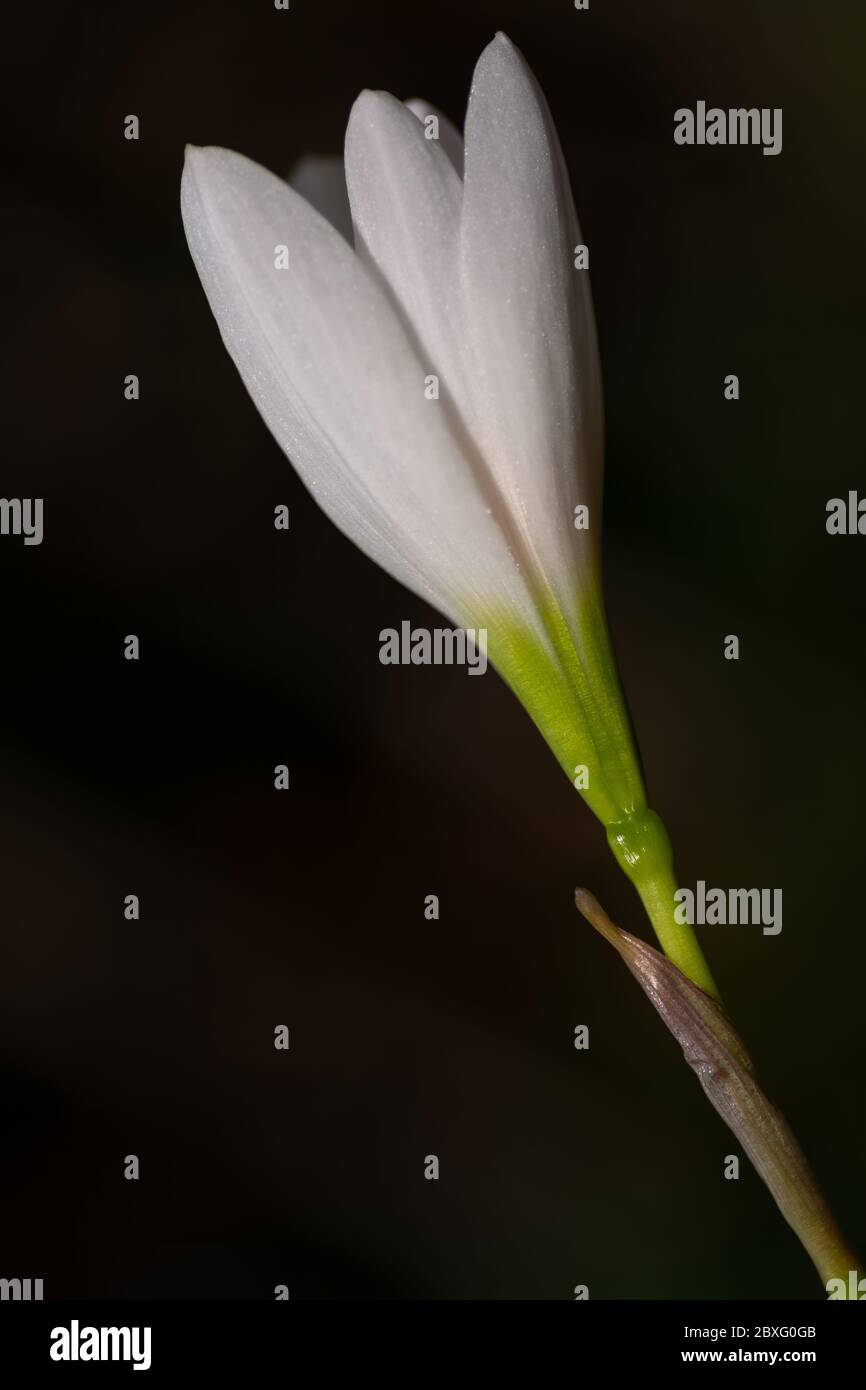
[
  {"xmin": 351, "ymin": 87, "xmax": 396, "ymax": 114},
  {"xmin": 476, "ymin": 30, "xmax": 529, "ymax": 79},
  {"xmin": 182, "ymin": 144, "xmax": 224, "ymax": 178}
]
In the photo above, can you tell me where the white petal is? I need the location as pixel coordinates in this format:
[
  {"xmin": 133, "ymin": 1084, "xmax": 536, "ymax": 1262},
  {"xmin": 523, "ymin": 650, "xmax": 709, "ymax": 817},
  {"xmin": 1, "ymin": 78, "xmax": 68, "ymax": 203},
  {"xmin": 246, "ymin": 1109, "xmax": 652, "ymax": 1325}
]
[
  {"xmin": 460, "ymin": 34, "xmax": 604, "ymax": 637},
  {"xmin": 345, "ymin": 92, "xmax": 474, "ymax": 428},
  {"xmin": 181, "ymin": 145, "xmax": 541, "ymax": 636},
  {"xmin": 404, "ymin": 98, "xmax": 464, "ymax": 176},
  {"xmin": 288, "ymin": 154, "xmax": 353, "ymax": 243},
  {"xmin": 345, "ymin": 92, "xmax": 564, "ymax": 630}
]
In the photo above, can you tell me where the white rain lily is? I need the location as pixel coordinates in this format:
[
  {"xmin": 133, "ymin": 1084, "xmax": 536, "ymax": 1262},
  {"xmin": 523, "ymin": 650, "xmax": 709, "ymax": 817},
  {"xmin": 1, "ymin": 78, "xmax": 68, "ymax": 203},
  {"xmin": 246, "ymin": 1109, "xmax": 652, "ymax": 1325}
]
[
  {"xmin": 181, "ymin": 32, "xmax": 715, "ymax": 993},
  {"xmin": 181, "ymin": 39, "xmax": 863, "ymax": 1306}
]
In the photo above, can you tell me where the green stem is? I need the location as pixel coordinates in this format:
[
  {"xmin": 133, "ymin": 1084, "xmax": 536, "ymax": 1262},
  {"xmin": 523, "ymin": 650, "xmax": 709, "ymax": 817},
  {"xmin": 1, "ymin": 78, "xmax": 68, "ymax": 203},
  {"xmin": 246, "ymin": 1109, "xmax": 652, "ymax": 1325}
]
[{"xmin": 606, "ymin": 806, "xmax": 720, "ymax": 1000}]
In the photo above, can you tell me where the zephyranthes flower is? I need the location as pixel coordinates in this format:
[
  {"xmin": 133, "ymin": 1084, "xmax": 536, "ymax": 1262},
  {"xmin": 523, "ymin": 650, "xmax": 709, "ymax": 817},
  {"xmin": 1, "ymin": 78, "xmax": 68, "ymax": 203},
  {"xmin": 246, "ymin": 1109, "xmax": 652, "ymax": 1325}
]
[
  {"xmin": 181, "ymin": 31, "xmax": 714, "ymax": 996},
  {"xmin": 182, "ymin": 28, "xmax": 862, "ymax": 1297}
]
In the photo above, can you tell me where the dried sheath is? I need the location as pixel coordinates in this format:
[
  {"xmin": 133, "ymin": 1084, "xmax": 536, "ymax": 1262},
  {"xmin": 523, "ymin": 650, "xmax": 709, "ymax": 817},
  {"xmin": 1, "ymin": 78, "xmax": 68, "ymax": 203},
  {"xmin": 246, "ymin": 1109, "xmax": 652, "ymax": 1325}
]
[{"xmin": 575, "ymin": 888, "xmax": 860, "ymax": 1289}]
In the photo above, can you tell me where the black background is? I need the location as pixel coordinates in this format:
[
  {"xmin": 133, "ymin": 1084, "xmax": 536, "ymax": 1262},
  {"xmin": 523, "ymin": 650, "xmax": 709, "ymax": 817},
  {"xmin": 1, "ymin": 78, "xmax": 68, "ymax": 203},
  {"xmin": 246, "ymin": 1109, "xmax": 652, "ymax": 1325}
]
[{"xmin": 1, "ymin": 0, "xmax": 864, "ymax": 1299}]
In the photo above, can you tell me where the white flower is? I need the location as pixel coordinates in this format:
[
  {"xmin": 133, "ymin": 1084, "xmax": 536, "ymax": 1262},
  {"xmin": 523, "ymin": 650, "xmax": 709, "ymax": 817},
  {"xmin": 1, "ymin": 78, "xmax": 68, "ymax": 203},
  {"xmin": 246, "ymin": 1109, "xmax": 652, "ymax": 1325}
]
[{"xmin": 181, "ymin": 32, "xmax": 643, "ymax": 829}]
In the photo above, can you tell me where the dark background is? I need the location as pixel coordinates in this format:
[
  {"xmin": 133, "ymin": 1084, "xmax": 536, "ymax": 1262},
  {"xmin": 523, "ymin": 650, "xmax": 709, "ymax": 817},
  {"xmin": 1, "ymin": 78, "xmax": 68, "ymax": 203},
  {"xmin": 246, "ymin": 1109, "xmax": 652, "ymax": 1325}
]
[{"xmin": 1, "ymin": 0, "xmax": 863, "ymax": 1299}]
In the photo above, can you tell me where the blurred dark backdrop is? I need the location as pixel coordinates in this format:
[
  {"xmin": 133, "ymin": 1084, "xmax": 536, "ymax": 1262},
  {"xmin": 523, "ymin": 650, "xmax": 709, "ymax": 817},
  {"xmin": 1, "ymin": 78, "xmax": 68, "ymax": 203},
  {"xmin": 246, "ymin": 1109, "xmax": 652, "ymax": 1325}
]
[{"xmin": 0, "ymin": 0, "xmax": 864, "ymax": 1299}]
